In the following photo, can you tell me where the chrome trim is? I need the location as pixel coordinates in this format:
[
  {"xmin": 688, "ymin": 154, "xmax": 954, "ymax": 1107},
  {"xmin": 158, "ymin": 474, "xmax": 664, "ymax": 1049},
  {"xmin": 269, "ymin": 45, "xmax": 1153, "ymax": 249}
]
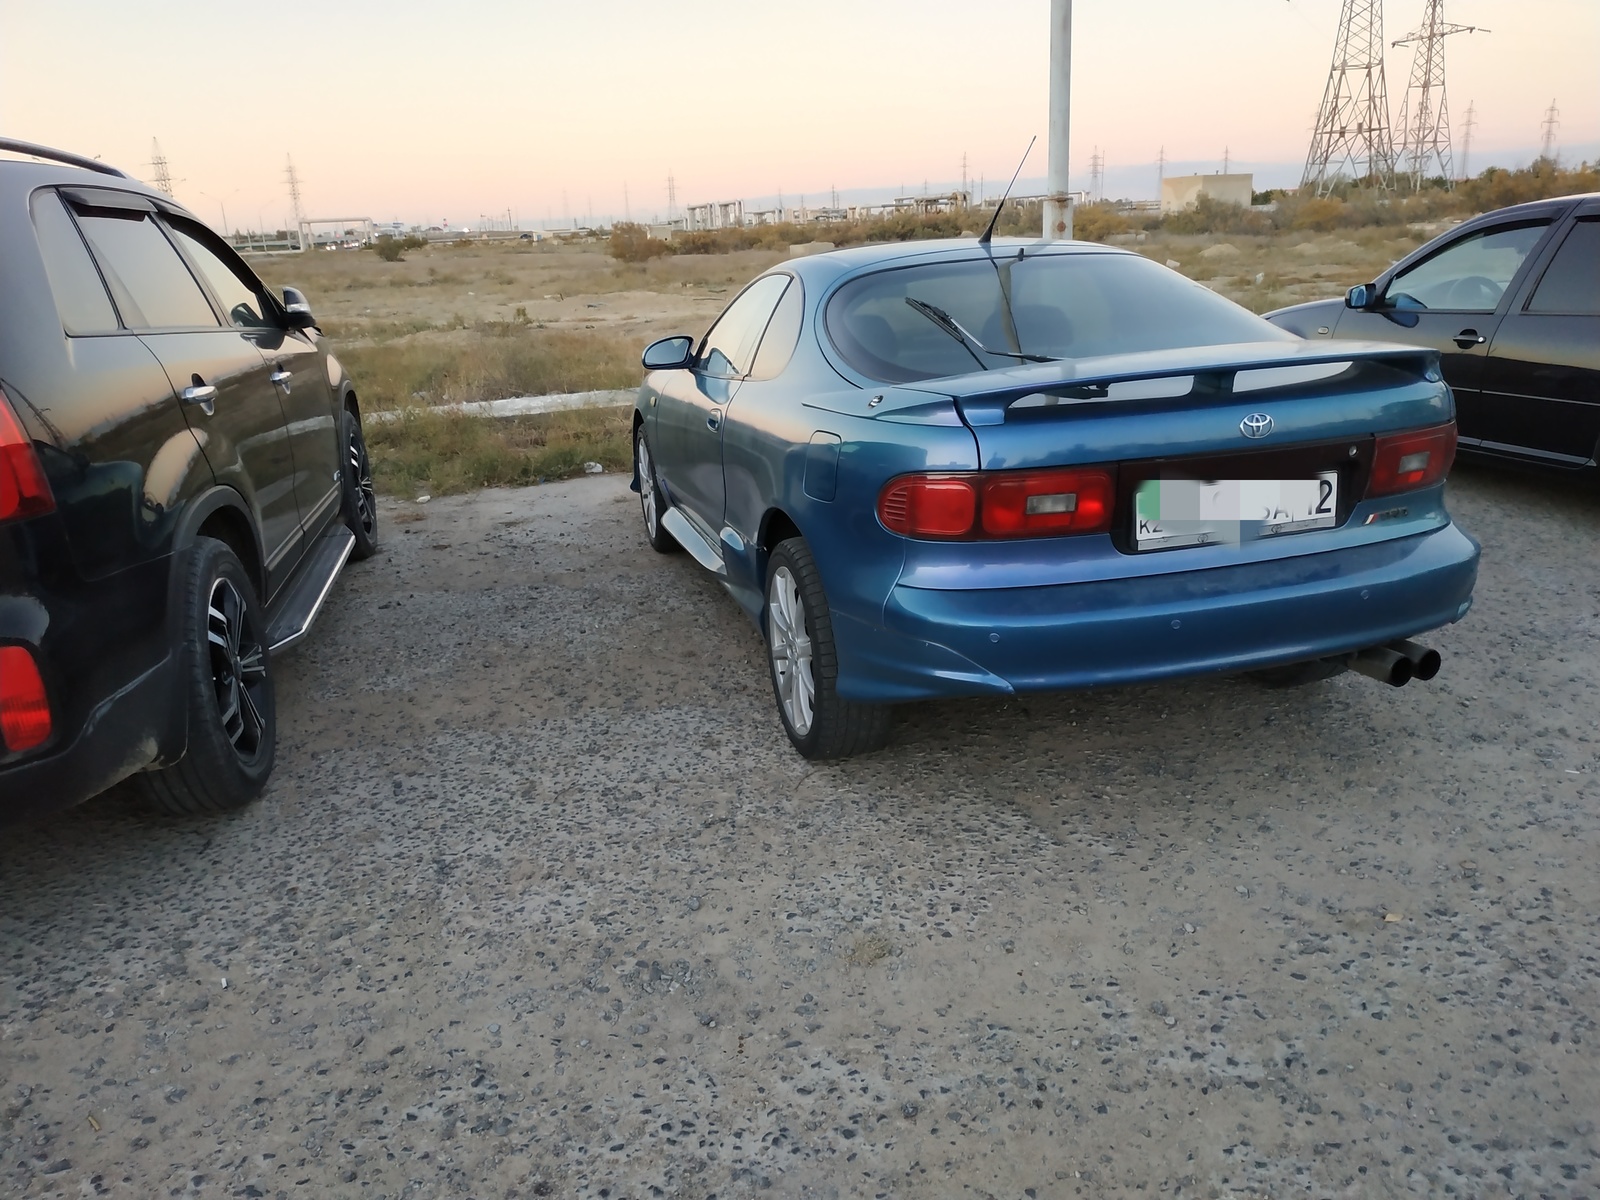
[{"xmin": 660, "ymin": 508, "xmax": 726, "ymax": 576}]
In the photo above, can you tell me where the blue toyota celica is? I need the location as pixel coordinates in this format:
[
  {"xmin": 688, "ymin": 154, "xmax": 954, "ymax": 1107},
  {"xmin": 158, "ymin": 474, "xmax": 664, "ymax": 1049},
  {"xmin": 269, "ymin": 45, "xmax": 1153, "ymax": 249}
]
[{"xmin": 631, "ymin": 237, "xmax": 1480, "ymax": 759}]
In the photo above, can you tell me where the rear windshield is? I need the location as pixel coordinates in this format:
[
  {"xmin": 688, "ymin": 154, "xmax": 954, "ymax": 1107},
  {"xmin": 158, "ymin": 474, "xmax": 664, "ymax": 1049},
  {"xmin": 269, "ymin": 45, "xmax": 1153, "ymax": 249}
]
[{"xmin": 825, "ymin": 251, "xmax": 1290, "ymax": 384}]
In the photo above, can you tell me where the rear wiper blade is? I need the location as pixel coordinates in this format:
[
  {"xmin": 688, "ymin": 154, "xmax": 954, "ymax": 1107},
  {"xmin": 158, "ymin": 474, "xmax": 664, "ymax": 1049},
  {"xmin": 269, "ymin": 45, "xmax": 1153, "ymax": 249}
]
[{"xmin": 903, "ymin": 297, "xmax": 1057, "ymax": 364}]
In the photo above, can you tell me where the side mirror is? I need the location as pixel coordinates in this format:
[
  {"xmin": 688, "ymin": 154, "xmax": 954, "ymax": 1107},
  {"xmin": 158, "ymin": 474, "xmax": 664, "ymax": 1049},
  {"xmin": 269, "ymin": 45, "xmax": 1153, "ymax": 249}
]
[
  {"xmin": 642, "ymin": 335, "xmax": 695, "ymax": 370},
  {"xmin": 1345, "ymin": 283, "xmax": 1377, "ymax": 311},
  {"xmin": 282, "ymin": 286, "xmax": 317, "ymax": 330}
]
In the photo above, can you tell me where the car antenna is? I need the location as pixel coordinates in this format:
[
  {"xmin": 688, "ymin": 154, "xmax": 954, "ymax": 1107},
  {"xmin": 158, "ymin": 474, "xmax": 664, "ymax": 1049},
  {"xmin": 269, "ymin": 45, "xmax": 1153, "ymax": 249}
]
[{"xmin": 978, "ymin": 135, "xmax": 1036, "ymax": 247}]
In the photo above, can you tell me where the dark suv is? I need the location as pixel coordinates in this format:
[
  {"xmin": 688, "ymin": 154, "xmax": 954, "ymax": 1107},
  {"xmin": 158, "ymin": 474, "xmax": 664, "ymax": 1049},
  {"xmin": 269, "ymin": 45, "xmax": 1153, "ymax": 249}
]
[{"xmin": 0, "ymin": 139, "xmax": 376, "ymax": 823}]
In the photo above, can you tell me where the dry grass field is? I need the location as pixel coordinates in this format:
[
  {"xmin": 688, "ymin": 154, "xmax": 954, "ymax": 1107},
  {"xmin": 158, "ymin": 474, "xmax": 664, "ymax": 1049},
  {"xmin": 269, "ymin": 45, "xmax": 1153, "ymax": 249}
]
[{"xmin": 246, "ymin": 228, "xmax": 1426, "ymax": 497}]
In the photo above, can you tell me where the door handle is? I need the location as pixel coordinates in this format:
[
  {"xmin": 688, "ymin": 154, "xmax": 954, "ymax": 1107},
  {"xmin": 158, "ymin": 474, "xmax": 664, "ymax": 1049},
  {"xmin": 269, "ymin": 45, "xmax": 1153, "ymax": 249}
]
[
  {"xmin": 269, "ymin": 370, "xmax": 292, "ymax": 393},
  {"xmin": 1453, "ymin": 329, "xmax": 1487, "ymax": 348},
  {"xmin": 180, "ymin": 382, "xmax": 217, "ymax": 416},
  {"xmin": 707, "ymin": 410, "xmax": 722, "ymax": 431}
]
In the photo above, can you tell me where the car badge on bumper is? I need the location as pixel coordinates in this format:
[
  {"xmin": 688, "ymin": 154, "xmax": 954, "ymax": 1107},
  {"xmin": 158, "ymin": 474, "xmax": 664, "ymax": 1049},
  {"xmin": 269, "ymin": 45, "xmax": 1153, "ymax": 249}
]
[{"xmin": 1240, "ymin": 412, "xmax": 1274, "ymax": 439}]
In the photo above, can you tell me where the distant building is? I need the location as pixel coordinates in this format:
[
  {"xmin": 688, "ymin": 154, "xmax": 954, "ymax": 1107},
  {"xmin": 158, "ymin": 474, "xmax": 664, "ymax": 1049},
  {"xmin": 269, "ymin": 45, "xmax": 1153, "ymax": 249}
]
[
  {"xmin": 685, "ymin": 200, "xmax": 744, "ymax": 231},
  {"xmin": 1160, "ymin": 174, "xmax": 1254, "ymax": 215}
]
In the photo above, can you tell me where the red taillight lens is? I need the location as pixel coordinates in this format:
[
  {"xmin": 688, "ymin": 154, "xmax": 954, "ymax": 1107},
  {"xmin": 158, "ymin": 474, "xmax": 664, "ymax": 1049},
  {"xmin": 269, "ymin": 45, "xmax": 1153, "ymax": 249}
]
[
  {"xmin": 980, "ymin": 468, "xmax": 1115, "ymax": 537},
  {"xmin": 878, "ymin": 466, "xmax": 1117, "ymax": 539},
  {"xmin": 1369, "ymin": 422, "xmax": 1457, "ymax": 497},
  {"xmin": 0, "ymin": 387, "xmax": 56, "ymax": 524},
  {"xmin": 877, "ymin": 476, "xmax": 978, "ymax": 538},
  {"xmin": 0, "ymin": 646, "xmax": 52, "ymax": 753}
]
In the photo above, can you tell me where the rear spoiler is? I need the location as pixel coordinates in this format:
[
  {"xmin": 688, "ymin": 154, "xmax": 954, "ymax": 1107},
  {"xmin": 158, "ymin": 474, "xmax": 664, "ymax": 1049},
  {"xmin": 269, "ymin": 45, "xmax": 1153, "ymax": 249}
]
[{"xmin": 900, "ymin": 340, "xmax": 1442, "ymax": 426}]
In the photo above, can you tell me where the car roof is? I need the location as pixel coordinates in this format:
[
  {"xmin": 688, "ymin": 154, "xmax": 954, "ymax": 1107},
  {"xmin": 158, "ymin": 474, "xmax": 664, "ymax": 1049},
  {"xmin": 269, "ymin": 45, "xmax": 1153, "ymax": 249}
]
[
  {"xmin": 777, "ymin": 236, "xmax": 1132, "ymax": 290},
  {"xmin": 0, "ymin": 148, "xmax": 189, "ymax": 215}
]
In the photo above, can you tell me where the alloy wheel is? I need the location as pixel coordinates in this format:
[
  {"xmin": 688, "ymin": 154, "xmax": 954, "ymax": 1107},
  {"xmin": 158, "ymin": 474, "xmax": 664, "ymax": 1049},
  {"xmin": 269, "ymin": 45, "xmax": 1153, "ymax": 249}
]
[
  {"xmin": 767, "ymin": 565, "xmax": 815, "ymax": 736},
  {"xmin": 205, "ymin": 577, "xmax": 268, "ymax": 758},
  {"xmin": 348, "ymin": 423, "xmax": 376, "ymax": 536},
  {"xmin": 638, "ymin": 432, "xmax": 658, "ymax": 538}
]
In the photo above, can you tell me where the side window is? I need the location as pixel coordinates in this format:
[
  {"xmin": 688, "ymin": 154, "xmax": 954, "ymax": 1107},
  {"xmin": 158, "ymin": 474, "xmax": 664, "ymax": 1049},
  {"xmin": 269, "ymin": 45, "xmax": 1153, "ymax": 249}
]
[
  {"xmin": 71, "ymin": 206, "xmax": 219, "ymax": 330},
  {"xmin": 699, "ymin": 275, "xmax": 790, "ymax": 379},
  {"xmin": 30, "ymin": 191, "xmax": 119, "ymax": 335},
  {"xmin": 165, "ymin": 220, "xmax": 274, "ymax": 329},
  {"xmin": 749, "ymin": 277, "xmax": 804, "ymax": 381},
  {"xmin": 1387, "ymin": 221, "xmax": 1550, "ymax": 313},
  {"xmin": 1527, "ymin": 219, "xmax": 1600, "ymax": 315}
]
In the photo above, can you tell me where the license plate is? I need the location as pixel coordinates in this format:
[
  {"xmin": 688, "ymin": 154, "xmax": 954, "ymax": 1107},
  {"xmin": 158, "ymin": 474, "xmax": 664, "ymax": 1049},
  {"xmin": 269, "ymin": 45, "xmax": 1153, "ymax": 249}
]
[{"xmin": 1134, "ymin": 473, "xmax": 1339, "ymax": 550}]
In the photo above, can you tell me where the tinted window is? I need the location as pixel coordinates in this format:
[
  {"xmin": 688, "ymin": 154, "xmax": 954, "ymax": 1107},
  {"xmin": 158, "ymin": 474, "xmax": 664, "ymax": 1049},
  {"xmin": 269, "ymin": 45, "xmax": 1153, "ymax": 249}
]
[
  {"xmin": 1527, "ymin": 219, "xmax": 1600, "ymax": 315},
  {"xmin": 73, "ymin": 207, "xmax": 219, "ymax": 330},
  {"xmin": 167, "ymin": 220, "xmax": 273, "ymax": 328},
  {"xmin": 749, "ymin": 277, "xmax": 803, "ymax": 380},
  {"xmin": 699, "ymin": 274, "xmax": 790, "ymax": 378},
  {"xmin": 827, "ymin": 252, "xmax": 1286, "ymax": 384},
  {"xmin": 1388, "ymin": 221, "xmax": 1550, "ymax": 312},
  {"xmin": 30, "ymin": 191, "xmax": 119, "ymax": 335}
]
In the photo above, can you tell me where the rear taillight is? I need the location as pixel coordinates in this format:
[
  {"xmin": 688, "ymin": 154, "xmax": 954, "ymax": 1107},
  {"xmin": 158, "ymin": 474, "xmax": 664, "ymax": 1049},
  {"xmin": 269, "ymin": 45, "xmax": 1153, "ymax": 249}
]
[
  {"xmin": 878, "ymin": 467, "xmax": 1115, "ymax": 539},
  {"xmin": 0, "ymin": 646, "xmax": 52, "ymax": 753},
  {"xmin": 0, "ymin": 387, "xmax": 55, "ymax": 524},
  {"xmin": 1369, "ymin": 422, "xmax": 1457, "ymax": 497}
]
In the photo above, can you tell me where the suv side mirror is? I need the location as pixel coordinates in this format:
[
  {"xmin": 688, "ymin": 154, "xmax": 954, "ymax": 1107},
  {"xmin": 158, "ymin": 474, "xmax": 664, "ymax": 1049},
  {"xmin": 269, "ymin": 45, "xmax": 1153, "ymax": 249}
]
[
  {"xmin": 642, "ymin": 335, "xmax": 695, "ymax": 370},
  {"xmin": 282, "ymin": 286, "xmax": 317, "ymax": 330},
  {"xmin": 1345, "ymin": 283, "xmax": 1377, "ymax": 311}
]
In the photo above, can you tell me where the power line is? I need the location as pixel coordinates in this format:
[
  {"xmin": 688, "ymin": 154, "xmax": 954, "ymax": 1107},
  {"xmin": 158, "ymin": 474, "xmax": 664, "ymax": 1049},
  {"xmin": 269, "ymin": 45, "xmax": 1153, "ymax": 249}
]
[
  {"xmin": 1303, "ymin": 0, "xmax": 1396, "ymax": 195},
  {"xmin": 1540, "ymin": 100, "xmax": 1560, "ymax": 163}
]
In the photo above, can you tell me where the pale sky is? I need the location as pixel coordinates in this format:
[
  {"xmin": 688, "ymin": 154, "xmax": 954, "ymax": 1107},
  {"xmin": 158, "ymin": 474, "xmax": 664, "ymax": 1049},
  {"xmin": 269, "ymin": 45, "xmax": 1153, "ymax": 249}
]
[{"xmin": 2, "ymin": 0, "xmax": 1594, "ymax": 231}]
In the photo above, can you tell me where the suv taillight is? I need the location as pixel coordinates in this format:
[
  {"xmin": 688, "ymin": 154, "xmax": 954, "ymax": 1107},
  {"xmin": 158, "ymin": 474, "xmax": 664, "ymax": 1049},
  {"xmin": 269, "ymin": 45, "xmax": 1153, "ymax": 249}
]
[
  {"xmin": 1368, "ymin": 422, "xmax": 1457, "ymax": 498},
  {"xmin": 878, "ymin": 467, "xmax": 1116, "ymax": 539},
  {"xmin": 0, "ymin": 646, "xmax": 52, "ymax": 753},
  {"xmin": 0, "ymin": 386, "xmax": 55, "ymax": 524}
]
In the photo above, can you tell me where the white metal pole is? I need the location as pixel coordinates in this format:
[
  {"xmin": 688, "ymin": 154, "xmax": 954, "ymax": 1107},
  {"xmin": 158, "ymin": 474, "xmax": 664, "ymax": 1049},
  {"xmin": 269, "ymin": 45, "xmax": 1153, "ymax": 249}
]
[{"xmin": 1043, "ymin": 0, "xmax": 1074, "ymax": 240}]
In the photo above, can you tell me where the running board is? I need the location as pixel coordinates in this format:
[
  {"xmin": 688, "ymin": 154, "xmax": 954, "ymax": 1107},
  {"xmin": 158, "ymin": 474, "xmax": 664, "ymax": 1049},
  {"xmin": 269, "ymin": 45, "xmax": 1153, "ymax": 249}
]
[
  {"xmin": 660, "ymin": 507, "xmax": 726, "ymax": 576},
  {"xmin": 266, "ymin": 526, "xmax": 356, "ymax": 653}
]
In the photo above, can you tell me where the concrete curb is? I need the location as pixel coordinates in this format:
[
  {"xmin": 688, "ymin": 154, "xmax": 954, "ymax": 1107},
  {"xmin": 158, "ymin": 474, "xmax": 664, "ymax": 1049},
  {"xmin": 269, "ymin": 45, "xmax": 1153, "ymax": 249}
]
[{"xmin": 367, "ymin": 388, "xmax": 636, "ymax": 423}]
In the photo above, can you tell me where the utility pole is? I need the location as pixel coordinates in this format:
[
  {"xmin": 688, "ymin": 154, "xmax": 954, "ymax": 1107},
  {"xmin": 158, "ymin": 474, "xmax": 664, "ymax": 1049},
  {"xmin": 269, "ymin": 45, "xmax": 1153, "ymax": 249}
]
[
  {"xmin": 666, "ymin": 172, "xmax": 676, "ymax": 221},
  {"xmin": 1458, "ymin": 101, "xmax": 1476, "ymax": 181},
  {"xmin": 1089, "ymin": 147, "xmax": 1103, "ymax": 203},
  {"xmin": 1302, "ymin": 0, "xmax": 1396, "ymax": 195},
  {"xmin": 1223, "ymin": 146, "xmax": 1230, "ymax": 174},
  {"xmin": 1393, "ymin": 0, "xmax": 1482, "ymax": 190},
  {"xmin": 149, "ymin": 138, "xmax": 174, "ymax": 198},
  {"xmin": 1043, "ymin": 0, "xmax": 1073, "ymax": 240},
  {"xmin": 1156, "ymin": 145, "xmax": 1165, "ymax": 200},
  {"xmin": 1540, "ymin": 101, "xmax": 1560, "ymax": 163},
  {"xmin": 284, "ymin": 155, "xmax": 306, "ymax": 249},
  {"xmin": 960, "ymin": 152, "xmax": 968, "ymax": 206}
]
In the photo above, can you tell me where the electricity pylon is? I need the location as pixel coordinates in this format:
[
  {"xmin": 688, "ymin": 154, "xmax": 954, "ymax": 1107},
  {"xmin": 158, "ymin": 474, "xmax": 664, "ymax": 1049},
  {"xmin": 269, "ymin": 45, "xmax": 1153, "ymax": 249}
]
[
  {"xmin": 1540, "ymin": 101, "xmax": 1560, "ymax": 163},
  {"xmin": 1393, "ymin": 0, "xmax": 1482, "ymax": 190},
  {"xmin": 1302, "ymin": 0, "xmax": 1396, "ymax": 195},
  {"xmin": 149, "ymin": 138, "xmax": 175, "ymax": 197}
]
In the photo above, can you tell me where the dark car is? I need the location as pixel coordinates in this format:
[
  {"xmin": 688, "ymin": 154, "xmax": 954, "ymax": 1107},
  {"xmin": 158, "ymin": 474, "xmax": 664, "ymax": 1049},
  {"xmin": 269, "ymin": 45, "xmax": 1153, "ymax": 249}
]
[
  {"xmin": 1267, "ymin": 193, "xmax": 1600, "ymax": 474},
  {"xmin": 0, "ymin": 139, "xmax": 377, "ymax": 824}
]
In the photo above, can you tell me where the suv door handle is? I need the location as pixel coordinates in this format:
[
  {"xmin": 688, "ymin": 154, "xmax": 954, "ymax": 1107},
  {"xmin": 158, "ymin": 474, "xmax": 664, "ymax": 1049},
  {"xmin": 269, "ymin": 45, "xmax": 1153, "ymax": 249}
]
[
  {"xmin": 180, "ymin": 383, "xmax": 217, "ymax": 416},
  {"xmin": 269, "ymin": 370, "xmax": 292, "ymax": 392},
  {"xmin": 706, "ymin": 409, "xmax": 722, "ymax": 431},
  {"xmin": 1454, "ymin": 329, "xmax": 1488, "ymax": 348}
]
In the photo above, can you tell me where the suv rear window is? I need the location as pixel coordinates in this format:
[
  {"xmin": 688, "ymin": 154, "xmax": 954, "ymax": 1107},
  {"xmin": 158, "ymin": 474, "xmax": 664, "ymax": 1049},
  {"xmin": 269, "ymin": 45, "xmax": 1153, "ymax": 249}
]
[
  {"xmin": 72, "ymin": 207, "xmax": 219, "ymax": 330},
  {"xmin": 826, "ymin": 252, "xmax": 1286, "ymax": 384},
  {"xmin": 30, "ymin": 191, "xmax": 119, "ymax": 335}
]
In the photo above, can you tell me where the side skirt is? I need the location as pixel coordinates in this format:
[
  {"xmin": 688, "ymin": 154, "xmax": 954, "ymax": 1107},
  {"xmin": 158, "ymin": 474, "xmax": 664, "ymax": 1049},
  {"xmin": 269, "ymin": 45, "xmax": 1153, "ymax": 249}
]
[{"xmin": 264, "ymin": 525, "xmax": 356, "ymax": 653}]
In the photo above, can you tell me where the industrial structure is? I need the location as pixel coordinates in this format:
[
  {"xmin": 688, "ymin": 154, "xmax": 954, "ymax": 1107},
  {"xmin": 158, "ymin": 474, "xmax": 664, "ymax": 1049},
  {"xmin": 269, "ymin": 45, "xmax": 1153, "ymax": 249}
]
[
  {"xmin": 1160, "ymin": 174, "xmax": 1254, "ymax": 215},
  {"xmin": 149, "ymin": 139, "xmax": 174, "ymax": 198},
  {"xmin": 1302, "ymin": 0, "xmax": 1396, "ymax": 195},
  {"xmin": 1540, "ymin": 101, "xmax": 1561, "ymax": 162},
  {"xmin": 1393, "ymin": 0, "xmax": 1482, "ymax": 188}
]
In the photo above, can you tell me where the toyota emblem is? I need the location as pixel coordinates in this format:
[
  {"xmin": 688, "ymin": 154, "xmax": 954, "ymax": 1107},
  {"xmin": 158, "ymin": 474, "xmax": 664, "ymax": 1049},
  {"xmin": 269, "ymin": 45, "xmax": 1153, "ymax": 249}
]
[{"xmin": 1240, "ymin": 412, "xmax": 1274, "ymax": 439}]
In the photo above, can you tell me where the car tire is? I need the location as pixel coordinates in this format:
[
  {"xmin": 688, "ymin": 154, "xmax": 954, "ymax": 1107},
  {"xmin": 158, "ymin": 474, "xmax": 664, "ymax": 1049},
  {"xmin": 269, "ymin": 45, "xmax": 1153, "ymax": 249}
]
[
  {"xmin": 765, "ymin": 536, "xmax": 891, "ymax": 759},
  {"xmin": 636, "ymin": 425, "xmax": 678, "ymax": 554},
  {"xmin": 1247, "ymin": 657, "xmax": 1348, "ymax": 688},
  {"xmin": 340, "ymin": 405, "xmax": 378, "ymax": 560},
  {"xmin": 134, "ymin": 537, "xmax": 276, "ymax": 815}
]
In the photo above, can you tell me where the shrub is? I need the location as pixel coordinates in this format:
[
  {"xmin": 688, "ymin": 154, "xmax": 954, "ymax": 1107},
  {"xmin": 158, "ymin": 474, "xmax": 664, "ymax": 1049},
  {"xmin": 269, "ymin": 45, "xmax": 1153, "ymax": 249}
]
[
  {"xmin": 609, "ymin": 222, "xmax": 673, "ymax": 262},
  {"xmin": 371, "ymin": 233, "xmax": 428, "ymax": 262},
  {"xmin": 1290, "ymin": 197, "xmax": 1347, "ymax": 232}
]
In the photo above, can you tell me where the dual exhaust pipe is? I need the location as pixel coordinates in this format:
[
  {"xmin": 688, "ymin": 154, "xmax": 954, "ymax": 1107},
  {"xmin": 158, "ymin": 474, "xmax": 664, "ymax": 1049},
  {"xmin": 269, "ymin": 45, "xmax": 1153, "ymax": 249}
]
[{"xmin": 1349, "ymin": 639, "xmax": 1442, "ymax": 688}]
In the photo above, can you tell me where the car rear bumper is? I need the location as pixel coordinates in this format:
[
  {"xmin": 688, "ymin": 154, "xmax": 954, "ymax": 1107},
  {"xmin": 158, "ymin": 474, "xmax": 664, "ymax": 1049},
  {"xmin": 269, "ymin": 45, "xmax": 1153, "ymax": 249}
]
[
  {"xmin": 0, "ymin": 653, "xmax": 173, "ymax": 824},
  {"xmin": 832, "ymin": 523, "xmax": 1480, "ymax": 702}
]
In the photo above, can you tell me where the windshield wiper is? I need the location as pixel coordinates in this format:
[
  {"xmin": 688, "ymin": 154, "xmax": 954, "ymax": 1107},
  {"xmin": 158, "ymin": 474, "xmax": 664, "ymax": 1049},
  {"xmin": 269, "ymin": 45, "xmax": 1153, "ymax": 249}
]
[{"xmin": 903, "ymin": 297, "xmax": 1057, "ymax": 365}]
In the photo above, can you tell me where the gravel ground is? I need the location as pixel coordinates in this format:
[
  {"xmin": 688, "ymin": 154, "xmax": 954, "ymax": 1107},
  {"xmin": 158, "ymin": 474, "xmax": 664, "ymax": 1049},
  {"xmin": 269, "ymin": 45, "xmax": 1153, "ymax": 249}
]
[{"xmin": 3, "ymin": 464, "xmax": 1598, "ymax": 1200}]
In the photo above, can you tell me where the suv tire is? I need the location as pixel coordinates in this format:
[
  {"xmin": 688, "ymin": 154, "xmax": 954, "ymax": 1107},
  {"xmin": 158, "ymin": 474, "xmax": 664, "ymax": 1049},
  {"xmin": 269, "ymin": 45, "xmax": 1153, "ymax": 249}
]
[
  {"xmin": 135, "ymin": 537, "xmax": 276, "ymax": 814},
  {"xmin": 340, "ymin": 405, "xmax": 378, "ymax": 560}
]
